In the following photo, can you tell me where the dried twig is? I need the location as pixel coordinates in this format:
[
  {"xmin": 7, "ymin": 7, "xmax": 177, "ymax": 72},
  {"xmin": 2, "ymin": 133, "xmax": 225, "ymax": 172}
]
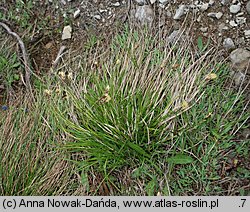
[
  {"xmin": 0, "ymin": 21, "xmax": 32, "ymax": 92},
  {"xmin": 52, "ymin": 45, "xmax": 67, "ymax": 69}
]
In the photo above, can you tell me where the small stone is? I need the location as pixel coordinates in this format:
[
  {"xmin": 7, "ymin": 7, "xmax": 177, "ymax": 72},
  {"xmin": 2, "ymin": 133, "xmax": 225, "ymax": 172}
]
[
  {"xmin": 134, "ymin": 0, "xmax": 146, "ymax": 5},
  {"xmin": 236, "ymin": 12, "xmax": 244, "ymax": 17},
  {"xmin": 61, "ymin": 25, "xmax": 72, "ymax": 40},
  {"xmin": 233, "ymin": 71, "xmax": 245, "ymax": 86},
  {"xmin": 173, "ymin": 5, "xmax": 187, "ymax": 20},
  {"xmin": 246, "ymin": 1, "xmax": 250, "ymax": 15},
  {"xmin": 112, "ymin": 2, "xmax": 120, "ymax": 7},
  {"xmin": 230, "ymin": 48, "xmax": 250, "ymax": 71},
  {"xmin": 73, "ymin": 8, "xmax": 80, "ymax": 19},
  {"xmin": 167, "ymin": 30, "xmax": 182, "ymax": 43},
  {"xmin": 223, "ymin": 38, "xmax": 235, "ymax": 50},
  {"xmin": 221, "ymin": 0, "xmax": 230, "ymax": 5},
  {"xmin": 94, "ymin": 14, "xmax": 101, "ymax": 20},
  {"xmin": 135, "ymin": 5, "xmax": 154, "ymax": 25},
  {"xmin": 99, "ymin": 9, "xmax": 107, "ymax": 13},
  {"xmin": 149, "ymin": 0, "xmax": 157, "ymax": 4},
  {"xmin": 159, "ymin": 3, "xmax": 165, "ymax": 8},
  {"xmin": 229, "ymin": 20, "xmax": 237, "ymax": 27},
  {"xmin": 159, "ymin": 0, "xmax": 169, "ymax": 4},
  {"xmin": 229, "ymin": 5, "xmax": 241, "ymax": 14},
  {"xmin": 244, "ymin": 30, "xmax": 250, "ymax": 38},
  {"xmin": 200, "ymin": 3, "xmax": 209, "ymax": 12},
  {"xmin": 200, "ymin": 27, "xmax": 208, "ymax": 32},
  {"xmin": 209, "ymin": 0, "xmax": 214, "ymax": 6},
  {"xmin": 196, "ymin": 15, "xmax": 201, "ymax": 22},
  {"xmin": 61, "ymin": 0, "xmax": 66, "ymax": 5},
  {"xmin": 236, "ymin": 17, "xmax": 246, "ymax": 25},
  {"xmin": 208, "ymin": 12, "xmax": 223, "ymax": 19},
  {"xmin": 218, "ymin": 23, "xmax": 229, "ymax": 31},
  {"xmin": 166, "ymin": 10, "xmax": 171, "ymax": 17}
]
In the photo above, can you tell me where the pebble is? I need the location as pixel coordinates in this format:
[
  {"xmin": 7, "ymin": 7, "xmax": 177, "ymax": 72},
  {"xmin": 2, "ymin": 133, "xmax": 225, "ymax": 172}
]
[
  {"xmin": 246, "ymin": 1, "xmax": 250, "ymax": 15},
  {"xmin": 73, "ymin": 9, "xmax": 80, "ymax": 19},
  {"xmin": 208, "ymin": 0, "xmax": 214, "ymax": 6},
  {"xmin": 233, "ymin": 71, "xmax": 245, "ymax": 86},
  {"xmin": 135, "ymin": 5, "xmax": 154, "ymax": 25},
  {"xmin": 221, "ymin": 0, "xmax": 230, "ymax": 5},
  {"xmin": 200, "ymin": 27, "xmax": 208, "ymax": 32},
  {"xmin": 230, "ymin": 48, "xmax": 250, "ymax": 71},
  {"xmin": 159, "ymin": 0, "xmax": 169, "ymax": 4},
  {"xmin": 244, "ymin": 30, "xmax": 250, "ymax": 38},
  {"xmin": 61, "ymin": 0, "xmax": 66, "ymax": 5},
  {"xmin": 61, "ymin": 25, "xmax": 72, "ymax": 40},
  {"xmin": 200, "ymin": 3, "xmax": 209, "ymax": 12},
  {"xmin": 229, "ymin": 20, "xmax": 237, "ymax": 27},
  {"xmin": 173, "ymin": 5, "xmax": 187, "ymax": 20},
  {"xmin": 218, "ymin": 23, "xmax": 229, "ymax": 31},
  {"xmin": 229, "ymin": 5, "xmax": 241, "ymax": 14},
  {"xmin": 150, "ymin": 0, "xmax": 157, "ymax": 4},
  {"xmin": 208, "ymin": 12, "xmax": 223, "ymax": 19},
  {"xmin": 236, "ymin": 17, "xmax": 246, "ymax": 25},
  {"xmin": 223, "ymin": 38, "xmax": 235, "ymax": 50},
  {"xmin": 93, "ymin": 14, "xmax": 101, "ymax": 20},
  {"xmin": 134, "ymin": 0, "xmax": 146, "ymax": 5},
  {"xmin": 112, "ymin": 2, "xmax": 120, "ymax": 7},
  {"xmin": 167, "ymin": 30, "xmax": 182, "ymax": 43}
]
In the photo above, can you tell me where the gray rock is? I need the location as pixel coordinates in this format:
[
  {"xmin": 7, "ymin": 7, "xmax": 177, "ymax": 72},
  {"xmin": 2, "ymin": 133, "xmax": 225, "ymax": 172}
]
[
  {"xmin": 93, "ymin": 14, "xmax": 101, "ymax": 20},
  {"xmin": 223, "ymin": 38, "xmax": 235, "ymax": 50},
  {"xmin": 167, "ymin": 30, "xmax": 182, "ymax": 43},
  {"xmin": 200, "ymin": 27, "xmax": 208, "ymax": 32},
  {"xmin": 218, "ymin": 23, "xmax": 229, "ymax": 31},
  {"xmin": 246, "ymin": 1, "xmax": 250, "ymax": 15},
  {"xmin": 135, "ymin": 5, "xmax": 154, "ymax": 25},
  {"xmin": 73, "ymin": 9, "xmax": 80, "ymax": 19},
  {"xmin": 208, "ymin": 12, "xmax": 223, "ymax": 19},
  {"xmin": 229, "ymin": 5, "xmax": 241, "ymax": 14},
  {"xmin": 233, "ymin": 71, "xmax": 245, "ymax": 86},
  {"xmin": 200, "ymin": 3, "xmax": 209, "ymax": 12},
  {"xmin": 173, "ymin": 5, "xmax": 187, "ymax": 20},
  {"xmin": 61, "ymin": 0, "xmax": 66, "ymax": 5},
  {"xmin": 221, "ymin": 0, "xmax": 230, "ymax": 5},
  {"xmin": 149, "ymin": 0, "xmax": 157, "ymax": 4},
  {"xmin": 230, "ymin": 48, "xmax": 250, "ymax": 71},
  {"xmin": 159, "ymin": 0, "xmax": 169, "ymax": 4},
  {"xmin": 112, "ymin": 2, "xmax": 120, "ymax": 7},
  {"xmin": 236, "ymin": 17, "xmax": 246, "ymax": 25},
  {"xmin": 62, "ymin": 25, "xmax": 72, "ymax": 40},
  {"xmin": 209, "ymin": 0, "xmax": 214, "ymax": 6},
  {"xmin": 244, "ymin": 30, "xmax": 250, "ymax": 38},
  {"xmin": 229, "ymin": 20, "xmax": 237, "ymax": 27},
  {"xmin": 134, "ymin": 0, "xmax": 146, "ymax": 5}
]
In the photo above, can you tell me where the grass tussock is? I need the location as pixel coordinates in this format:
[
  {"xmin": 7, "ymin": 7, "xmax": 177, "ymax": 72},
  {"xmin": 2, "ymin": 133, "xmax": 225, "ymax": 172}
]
[
  {"xmin": 0, "ymin": 26, "xmax": 249, "ymax": 195},
  {"xmin": 52, "ymin": 27, "xmax": 249, "ymax": 195}
]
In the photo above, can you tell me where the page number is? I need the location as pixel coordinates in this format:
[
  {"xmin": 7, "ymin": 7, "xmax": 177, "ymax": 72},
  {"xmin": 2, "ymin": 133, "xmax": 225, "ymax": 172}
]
[{"xmin": 240, "ymin": 199, "xmax": 246, "ymax": 207}]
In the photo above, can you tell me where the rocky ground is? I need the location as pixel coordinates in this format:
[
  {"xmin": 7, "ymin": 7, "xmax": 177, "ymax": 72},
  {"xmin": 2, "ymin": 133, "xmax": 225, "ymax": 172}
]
[
  {"xmin": 18, "ymin": 0, "xmax": 249, "ymax": 84},
  {"xmin": 0, "ymin": 0, "xmax": 249, "ymax": 126}
]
